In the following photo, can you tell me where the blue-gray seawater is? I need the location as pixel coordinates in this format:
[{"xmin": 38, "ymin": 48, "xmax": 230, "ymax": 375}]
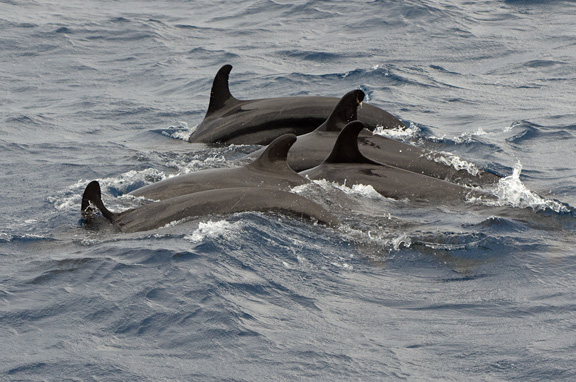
[{"xmin": 1, "ymin": 0, "xmax": 576, "ymax": 380}]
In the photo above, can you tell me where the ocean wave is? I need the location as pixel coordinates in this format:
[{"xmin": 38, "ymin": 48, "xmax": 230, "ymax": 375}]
[
  {"xmin": 161, "ymin": 121, "xmax": 196, "ymax": 141},
  {"xmin": 505, "ymin": 120, "xmax": 574, "ymax": 145},
  {"xmin": 277, "ymin": 49, "xmax": 341, "ymax": 62},
  {"xmin": 0, "ymin": 233, "xmax": 53, "ymax": 244},
  {"xmin": 464, "ymin": 216, "xmax": 528, "ymax": 233},
  {"xmin": 426, "ymin": 128, "xmax": 503, "ymax": 152}
]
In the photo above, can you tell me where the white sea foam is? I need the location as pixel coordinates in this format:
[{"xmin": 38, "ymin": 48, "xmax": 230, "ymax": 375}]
[
  {"xmin": 89, "ymin": 168, "xmax": 169, "ymax": 195},
  {"xmin": 290, "ymin": 183, "xmax": 313, "ymax": 195},
  {"xmin": 373, "ymin": 121, "xmax": 420, "ymax": 140},
  {"xmin": 425, "ymin": 151, "xmax": 481, "ymax": 176},
  {"xmin": 453, "ymin": 127, "xmax": 489, "ymax": 144},
  {"xmin": 488, "ymin": 162, "xmax": 570, "ymax": 213},
  {"xmin": 325, "ymin": 181, "xmax": 383, "ymax": 199},
  {"xmin": 390, "ymin": 233, "xmax": 412, "ymax": 251},
  {"xmin": 295, "ymin": 179, "xmax": 385, "ymax": 200},
  {"xmin": 185, "ymin": 220, "xmax": 244, "ymax": 243},
  {"xmin": 50, "ymin": 168, "xmax": 169, "ymax": 213}
]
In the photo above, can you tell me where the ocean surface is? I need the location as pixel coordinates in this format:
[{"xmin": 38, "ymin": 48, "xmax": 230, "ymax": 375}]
[{"xmin": 1, "ymin": 0, "xmax": 576, "ymax": 380}]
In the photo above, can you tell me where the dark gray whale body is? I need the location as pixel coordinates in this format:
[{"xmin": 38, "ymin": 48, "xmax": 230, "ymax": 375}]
[
  {"xmin": 251, "ymin": 89, "xmax": 501, "ymax": 187},
  {"xmin": 81, "ymin": 134, "xmax": 339, "ymax": 232},
  {"xmin": 187, "ymin": 65, "xmax": 405, "ymax": 145},
  {"xmin": 131, "ymin": 134, "xmax": 308, "ymax": 201},
  {"xmin": 301, "ymin": 121, "xmax": 496, "ymax": 204},
  {"xmin": 81, "ymin": 182, "xmax": 339, "ymax": 233}
]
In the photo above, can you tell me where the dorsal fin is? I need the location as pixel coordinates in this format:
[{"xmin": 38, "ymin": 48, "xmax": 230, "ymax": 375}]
[
  {"xmin": 81, "ymin": 181, "xmax": 117, "ymax": 222},
  {"xmin": 205, "ymin": 64, "xmax": 239, "ymax": 117},
  {"xmin": 324, "ymin": 121, "xmax": 380, "ymax": 165},
  {"xmin": 316, "ymin": 89, "xmax": 365, "ymax": 132},
  {"xmin": 248, "ymin": 134, "xmax": 297, "ymax": 172}
]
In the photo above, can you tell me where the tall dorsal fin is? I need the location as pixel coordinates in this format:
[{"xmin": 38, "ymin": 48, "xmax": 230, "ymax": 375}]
[
  {"xmin": 81, "ymin": 181, "xmax": 118, "ymax": 222},
  {"xmin": 205, "ymin": 64, "xmax": 239, "ymax": 117},
  {"xmin": 324, "ymin": 121, "xmax": 380, "ymax": 165},
  {"xmin": 316, "ymin": 89, "xmax": 364, "ymax": 133},
  {"xmin": 248, "ymin": 134, "xmax": 297, "ymax": 172}
]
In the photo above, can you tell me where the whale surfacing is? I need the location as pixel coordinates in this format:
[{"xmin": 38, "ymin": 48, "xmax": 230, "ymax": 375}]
[
  {"xmin": 301, "ymin": 121, "xmax": 495, "ymax": 204},
  {"xmin": 81, "ymin": 181, "xmax": 339, "ymax": 233},
  {"xmin": 131, "ymin": 134, "xmax": 308, "ymax": 201},
  {"xmin": 188, "ymin": 65, "xmax": 405, "ymax": 145},
  {"xmin": 246, "ymin": 89, "xmax": 500, "ymax": 186}
]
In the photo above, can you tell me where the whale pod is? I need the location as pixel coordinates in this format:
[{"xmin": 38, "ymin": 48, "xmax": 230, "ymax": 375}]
[{"xmin": 250, "ymin": 89, "xmax": 501, "ymax": 186}]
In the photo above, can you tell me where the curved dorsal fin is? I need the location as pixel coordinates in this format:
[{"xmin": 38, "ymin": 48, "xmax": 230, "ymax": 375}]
[
  {"xmin": 248, "ymin": 134, "xmax": 297, "ymax": 172},
  {"xmin": 324, "ymin": 121, "xmax": 379, "ymax": 165},
  {"xmin": 206, "ymin": 64, "xmax": 239, "ymax": 117},
  {"xmin": 316, "ymin": 89, "xmax": 364, "ymax": 133},
  {"xmin": 81, "ymin": 181, "xmax": 117, "ymax": 222}
]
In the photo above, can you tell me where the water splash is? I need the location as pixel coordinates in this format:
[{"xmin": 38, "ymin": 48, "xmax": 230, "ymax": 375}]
[{"xmin": 490, "ymin": 162, "xmax": 571, "ymax": 213}]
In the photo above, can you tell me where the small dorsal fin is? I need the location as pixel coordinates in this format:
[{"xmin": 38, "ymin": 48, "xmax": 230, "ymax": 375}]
[
  {"xmin": 316, "ymin": 89, "xmax": 365, "ymax": 133},
  {"xmin": 205, "ymin": 64, "xmax": 239, "ymax": 117},
  {"xmin": 81, "ymin": 181, "xmax": 117, "ymax": 222},
  {"xmin": 248, "ymin": 134, "xmax": 297, "ymax": 172},
  {"xmin": 324, "ymin": 121, "xmax": 379, "ymax": 165}
]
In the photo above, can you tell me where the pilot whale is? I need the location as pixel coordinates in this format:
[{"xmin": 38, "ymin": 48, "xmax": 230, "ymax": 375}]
[
  {"xmin": 187, "ymin": 64, "xmax": 405, "ymax": 145},
  {"xmin": 131, "ymin": 134, "xmax": 308, "ymax": 201},
  {"xmin": 301, "ymin": 121, "xmax": 496, "ymax": 204},
  {"xmin": 81, "ymin": 181, "xmax": 339, "ymax": 233},
  {"xmin": 251, "ymin": 89, "xmax": 501, "ymax": 186}
]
